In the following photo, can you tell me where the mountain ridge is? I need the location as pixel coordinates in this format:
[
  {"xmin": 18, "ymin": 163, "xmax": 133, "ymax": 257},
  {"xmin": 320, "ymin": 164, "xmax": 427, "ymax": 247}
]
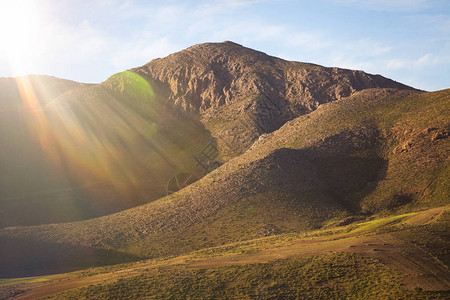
[{"xmin": 126, "ymin": 41, "xmax": 415, "ymax": 113}]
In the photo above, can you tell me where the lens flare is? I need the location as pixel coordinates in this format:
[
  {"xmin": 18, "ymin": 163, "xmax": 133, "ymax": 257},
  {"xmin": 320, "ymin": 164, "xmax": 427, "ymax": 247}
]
[{"xmin": 13, "ymin": 71, "xmax": 206, "ymax": 216}]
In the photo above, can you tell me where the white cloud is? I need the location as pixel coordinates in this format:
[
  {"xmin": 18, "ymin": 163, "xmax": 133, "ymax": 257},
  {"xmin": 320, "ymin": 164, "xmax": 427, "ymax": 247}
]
[
  {"xmin": 416, "ymin": 53, "xmax": 439, "ymax": 65},
  {"xmin": 325, "ymin": 54, "xmax": 375, "ymax": 71},
  {"xmin": 332, "ymin": 0, "xmax": 432, "ymax": 11},
  {"xmin": 344, "ymin": 38, "xmax": 392, "ymax": 57},
  {"xmin": 386, "ymin": 53, "xmax": 441, "ymax": 70},
  {"xmin": 194, "ymin": 0, "xmax": 273, "ymax": 15},
  {"xmin": 386, "ymin": 58, "xmax": 408, "ymax": 69},
  {"xmin": 222, "ymin": 0, "xmax": 272, "ymax": 8}
]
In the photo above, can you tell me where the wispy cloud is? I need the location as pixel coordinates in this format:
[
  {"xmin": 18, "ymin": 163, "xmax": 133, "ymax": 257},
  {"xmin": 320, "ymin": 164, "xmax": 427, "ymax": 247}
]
[
  {"xmin": 333, "ymin": 0, "xmax": 432, "ymax": 11},
  {"xmin": 387, "ymin": 53, "xmax": 442, "ymax": 70}
]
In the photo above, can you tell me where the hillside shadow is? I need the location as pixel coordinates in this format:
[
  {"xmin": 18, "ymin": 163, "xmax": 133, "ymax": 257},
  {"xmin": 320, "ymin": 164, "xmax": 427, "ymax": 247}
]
[
  {"xmin": 312, "ymin": 155, "xmax": 388, "ymax": 213},
  {"xmin": 249, "ymin": 126, "xmax": 388, "ymax": 214},
  {"xmin": 0, "ymin": 236, "xmax": 141, "ymax": 278}
]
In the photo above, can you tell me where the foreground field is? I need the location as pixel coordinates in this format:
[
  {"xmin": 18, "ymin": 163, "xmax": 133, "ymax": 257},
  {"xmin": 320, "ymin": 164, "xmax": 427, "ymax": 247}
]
[{"xmin": 1, "ymin": 205, "xmax": 449, "ymax": 299}]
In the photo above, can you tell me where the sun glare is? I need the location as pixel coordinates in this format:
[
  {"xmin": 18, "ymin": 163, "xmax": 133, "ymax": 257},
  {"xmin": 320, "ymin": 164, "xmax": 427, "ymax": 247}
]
[{"xmin": 0, "ymin": 0, "xmax": 41, "ymax": 74}]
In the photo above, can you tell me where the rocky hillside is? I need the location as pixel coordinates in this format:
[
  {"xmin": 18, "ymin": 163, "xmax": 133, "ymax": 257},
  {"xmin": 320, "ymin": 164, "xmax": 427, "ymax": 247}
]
[
  {"xmin": 130, "ymin": 41, "xmax": 412, "ymax": 112},
  {"xmin": 119, "ymin": 41, "xmax": 415, "ymax": 157}
]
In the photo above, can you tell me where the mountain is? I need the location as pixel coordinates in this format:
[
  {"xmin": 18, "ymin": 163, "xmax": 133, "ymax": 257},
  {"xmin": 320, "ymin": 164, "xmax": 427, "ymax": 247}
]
[
  {"xmin": 0, "ymin": 42, "xmax": 448, "ymax": 297},
  {"xmin": 0, "ymin": 42, "xmax": 415, "ymax": 228}
]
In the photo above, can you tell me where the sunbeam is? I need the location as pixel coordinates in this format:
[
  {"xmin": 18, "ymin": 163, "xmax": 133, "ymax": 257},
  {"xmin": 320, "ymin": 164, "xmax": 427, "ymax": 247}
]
[{"xmin": 13, "ymin": 71, "xmax": 208, "ymax": 217}]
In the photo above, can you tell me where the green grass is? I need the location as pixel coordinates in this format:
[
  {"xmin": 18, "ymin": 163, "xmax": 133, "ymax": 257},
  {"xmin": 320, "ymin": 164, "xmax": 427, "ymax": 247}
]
[
  {"xmin": 349, "ymin": 213, "xmax": 414, "ymax": 233},
  {"xmin": 0, "ymin": 275, "xmax": 59, "ymax": 286},
  {"xmin": 3, "ymin": 206, "xmax": 449, "ymax": 298},
  {"xmin": 51, "ymin": 253, "xmax": 446, "ymax": 299}
]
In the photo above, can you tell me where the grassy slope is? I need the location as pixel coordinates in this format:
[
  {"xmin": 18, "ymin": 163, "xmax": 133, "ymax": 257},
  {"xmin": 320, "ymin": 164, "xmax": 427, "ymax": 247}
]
[
  {"xmin": 57, "ymin": 255, "xmax": 413, "ymax": 300},
  {"xmin": 234, "ymin": 88, "xmax": 449, "ymax": 211},
  {"xmin": 0, "ymin": 88, "xmax": 448, "ymax": 278},
  {"xmin": 2, "ymin": 206, "xmax": 449, "ymax": 299}
]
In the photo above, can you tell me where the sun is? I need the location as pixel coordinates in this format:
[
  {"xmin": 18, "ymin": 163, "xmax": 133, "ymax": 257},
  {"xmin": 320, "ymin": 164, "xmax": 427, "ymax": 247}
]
[{"xmin": 0, "ymin": 0, "xmax": 42, "ymax": 74}]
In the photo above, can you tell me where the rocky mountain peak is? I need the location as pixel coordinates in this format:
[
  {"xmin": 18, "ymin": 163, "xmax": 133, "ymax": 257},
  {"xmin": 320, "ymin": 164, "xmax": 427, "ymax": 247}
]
[
  {"xmin": 100, "ymin": 42, "xmax": 418, "ymax": 158},
  {"xmin": 119, "ymin": 42, "xmax": 414, "ymax": 116}
]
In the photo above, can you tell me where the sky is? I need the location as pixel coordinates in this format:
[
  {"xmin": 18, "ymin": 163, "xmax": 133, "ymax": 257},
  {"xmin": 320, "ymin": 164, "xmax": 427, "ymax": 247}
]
[{"xmin": 0, "ymin": 0, "xmax": 449, "ymax": 91}]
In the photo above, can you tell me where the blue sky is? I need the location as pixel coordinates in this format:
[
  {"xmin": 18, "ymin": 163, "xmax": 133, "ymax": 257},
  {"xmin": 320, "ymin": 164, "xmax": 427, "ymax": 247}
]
[{"xmin": 0, "ymin": 0, "xmax": 449, "ymax": 90}]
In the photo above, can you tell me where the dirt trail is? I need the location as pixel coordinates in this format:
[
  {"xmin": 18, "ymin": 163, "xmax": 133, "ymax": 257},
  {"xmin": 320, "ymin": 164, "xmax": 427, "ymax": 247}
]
[
  {"xmin": 403, "ymin": 206, "xmax": 445, "ymax": 226},
  {"xmin": 6, "ymin": 206, "xmax": 450, "ymax": 299},
  {"xmin": 188, "ymin": 233, "xmax": 450, "ymax": 291},
  {"xmin": 10, "ymin": 257, "xmax": 189, "ymax": 300},
  {"xmin": 348, "ymin": 234, "xmax": 450, "ymax": 291}
]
